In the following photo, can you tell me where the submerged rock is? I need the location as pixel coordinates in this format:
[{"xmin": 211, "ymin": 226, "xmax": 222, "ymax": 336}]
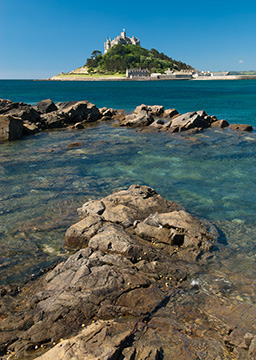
[{"xmin": 229, "ymin": 123, "xmax": 253, "ymax": 132}]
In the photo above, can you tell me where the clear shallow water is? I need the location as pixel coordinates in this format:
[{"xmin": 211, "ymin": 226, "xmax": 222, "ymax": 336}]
[{"xmin": 0, "ymin": 80, "xmax": 255, "ymax": 304}]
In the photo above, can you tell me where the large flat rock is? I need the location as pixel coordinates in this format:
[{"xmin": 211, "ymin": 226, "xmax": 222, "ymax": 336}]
[{"xmin": 0, "ymin": 185, "xmax": 255, "ymax": 360}]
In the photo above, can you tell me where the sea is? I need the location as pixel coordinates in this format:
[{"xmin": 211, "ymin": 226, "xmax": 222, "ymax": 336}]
[{"xmin": 0, "ymin": 79, "xmax": 255, "ymax": 305}]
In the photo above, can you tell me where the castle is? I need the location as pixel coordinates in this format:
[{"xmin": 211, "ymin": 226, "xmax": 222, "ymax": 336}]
[{"xmin": 104, "ymin": 29, "xmax": 140, "ymax": 54}]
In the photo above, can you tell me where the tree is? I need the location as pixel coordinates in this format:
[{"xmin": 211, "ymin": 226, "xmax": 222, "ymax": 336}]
[{"xmin": 91, "ymin": 50, "xmax": 102, "ymax": 59}]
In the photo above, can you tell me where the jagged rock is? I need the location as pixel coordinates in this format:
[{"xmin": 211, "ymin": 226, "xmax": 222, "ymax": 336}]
[
  {"xmin": 229, "ymin": 124, "xmax": 253, "ymax": 132},
  {"xmin": 0, "ymin": 115, "xmax": 23, "ymax": 141},
  {"xmin": 135, "ymin": 211, "xmax": 214, "ymax": 254},
  {"xmin": 248, "ymin": 337, "xmax": 256, "ymax": 359},
  {"xmin": 102, "ymin": 108, "xmax": 116, "ymax": 117},
  {"xmin": 149, "ymin": 105, "xmax": 164, "ymax": 116},
  {"xmin": 167, "ymin": 111, "xmax": 211, "ymax": 132},
  {"xmin": 112, "ymin": 109, "xmax": 126, "ymax": 123},
  {"xmin": 119, "ymin": 110, "xmax": 154, "ymax": 127},
  {"xmin": 0, "ymin": 101, "xmax": 41, "ymax": 123},
  {"xmin": 0, "ymin": 99, "xmax": 14, "ymax": 114},
  {"xmin": 136, "ymin": 346, "xmax": 163, "ymax": 360},
  {"xmin": 134, "ymin": 104, "xmax": 164, "ymax": 116},
  {"xmin": 1, "ymin": 185, "xmax": 255, "ymax": 360},
  {"xmin": 34, "ymin": 99, "xmax": 57, "ymax": 114},
  {"xmin": 150, "ymin": 119, "xmax": 164, "ymax": 128},
  {"xmin": 56, "ymin": 100, "xmax": 100, "ymax": 123},
  {"xmin": 40, "ymin": 100, "xmax": 101, "ymax": 129},
  {"xmin": 66, "ymin": 184, "xmax": 215, "ymax": 262},
  {"xmin": 99, "ymin": 107, "xmax": 108, "ymax": 114},
  {"xmin": 40, "ymin": 113, "xmax": 65, "ymax": 128},
  {"xmin": 78, "ymin": 199, "xmax": 106, "ymax": 218},
  {"xmin": 88, "ymin": 224, "xmax": 135, "ymax": 256},
  {"xmin": 211, "ymin": 119, "xmax": 230, "ymax": 128},
  {"xmin": 65, "ymin": 215, "xmax": 103, "ymax": 248},
  {"xmin": 162, "ymin": 108, "xmax": 179, "ymax": 119},
  {"xmin": 34, "ymin": 320, "xmax": 137, "ymax": 360}
]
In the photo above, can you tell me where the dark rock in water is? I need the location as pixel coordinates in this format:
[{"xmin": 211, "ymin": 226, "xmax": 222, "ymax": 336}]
[
  {"xmin": 229, "ymin": 123, "xmax": 253, "ymax": 132},
  {"xmin": 73, "ymin": 122, "xmax": 84, "ymax": 129},
  {"xmin": 56, "ymin": 100, "xmax": 100, "ymax": 123},
  {"xmin": 119, "ymin": 110, "xmax": 154, "ymax": 127},
  {"xmin": 0, "ymin": 99, "xmax": 254, "ymax": 141},
  {"xmin": 67, "ymin": 142, "xmax": 83, "ymax": 148},
  {"xmin": 102, "ymin": 108, "xmax": 116, "ymax": 118},
  {"xmin": 134, "ymin": 104, "xmax": 164, "ymax": 116},
  {"xmin": 150, "ymin": 118, "xmax": 165, "ymax": 129},
  {"xmin": 98, "ymin": 106, "xmax": 108, "ymax": 115},
  {"xmin": 162, "ymin": 108, "xmax": 179, "ymax": 119},
  {"xmin": 39, "ymin": 100, "xmax": 101, "ymax": 129},
  {"xmin": 40, "ymin": 113, "xmax": 65, "ymax": 129},
  {"xmin": 167, "ymin": 111, "xmax": 211, "ymax": 132},
  {"xmin": 34, "ymin": 99, "xmax": 57, "ymax": 114},
  {"xmin": 99, "ymin": 108, "xmax": 117, "ymax": 121},
  {"xmin": 0, "ymin": 101, "xmax": 41, "ymax": 124},
  {"xmin": 0, "ymin": 115, "xmax": 23, "ymax": 141},
  {"xmin": 0, "ymin": 99, "xmax": 16, "ymax": 114},
  {"xmin": 211, "ymin": 119, "xmax": 230, "ymax": 128}
]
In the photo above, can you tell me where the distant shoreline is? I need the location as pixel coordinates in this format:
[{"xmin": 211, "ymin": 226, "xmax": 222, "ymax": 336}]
[{"xmin": 46, "ymin": 75, "xmax": 256, "ymax": 81}]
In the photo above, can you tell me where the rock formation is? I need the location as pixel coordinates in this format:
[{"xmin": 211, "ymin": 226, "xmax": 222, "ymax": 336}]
[
  {"xmin": 0, "ymin": 99, "xmax": 254, "ymax": 142},
  {"xmin": 0, "ymin": 185, "xmax": 255, "ymax": 360}
]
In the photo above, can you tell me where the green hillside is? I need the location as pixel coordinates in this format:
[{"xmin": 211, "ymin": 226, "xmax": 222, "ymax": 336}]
[{"xmin": 85, "ymin": 44, "xmax": 194, "ymax": 74}]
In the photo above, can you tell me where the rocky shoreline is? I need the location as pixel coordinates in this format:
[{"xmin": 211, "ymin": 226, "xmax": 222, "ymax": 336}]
[
  {"xmin": 1, "ymin": 99, "xmax": 256, "ymax": 360},
  {"xmin": 0, "ymin": 98, "xmax": 254, "ymax": 142},
  {"xmin": 0, "ymin": 185, "xmax": 256, "ymax": 360}
]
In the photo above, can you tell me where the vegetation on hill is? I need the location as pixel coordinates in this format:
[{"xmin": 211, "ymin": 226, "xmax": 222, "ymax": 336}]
[{"xmin": 85, "ymin": 44, "xmax": 194, "ymax": 74}]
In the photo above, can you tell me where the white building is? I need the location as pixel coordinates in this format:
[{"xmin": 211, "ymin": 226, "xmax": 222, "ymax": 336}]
[{"xmin": 126, "ymin": 68, "xmax": 149, "ymax": 78}]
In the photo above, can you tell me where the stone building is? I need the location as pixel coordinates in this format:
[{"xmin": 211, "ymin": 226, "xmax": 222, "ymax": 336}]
[
  {"xmin": 126, "ymin": 68, "xmax": 149, "ymax": 78},
  {"xmin": 104, "ymin": 29, "xmax": 140, "ymax": 54}
]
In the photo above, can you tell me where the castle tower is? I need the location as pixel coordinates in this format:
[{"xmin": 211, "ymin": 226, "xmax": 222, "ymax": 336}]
[
  {"xmin": 104, "ymin": 30, "xmax": 140, "ymax": 53},
  {"xmin": 104, "ymin": 38, "xmax": 111, "ymax": 54},
  {"xmin": 121, "ymin": 29, "xmax": 126, "ymax": 38}
]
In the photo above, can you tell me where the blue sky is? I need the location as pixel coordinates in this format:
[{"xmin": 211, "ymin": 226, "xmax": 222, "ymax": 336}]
[{"xmin": 1, "ymin": 0, "xmax": 256, "ymax": 79}]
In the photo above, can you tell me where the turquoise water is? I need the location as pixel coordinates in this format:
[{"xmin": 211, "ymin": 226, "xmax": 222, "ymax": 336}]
[
  {"xmin": 1, "ymin": 79, "xmax": 256, "ymax": 124},
  {"xmin": 0, "ymin": 80, "xmax": 255, "ymax": 303}
]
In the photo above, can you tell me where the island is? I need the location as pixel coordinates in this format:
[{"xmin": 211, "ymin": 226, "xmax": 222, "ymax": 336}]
[
  {"xmin": 49, "ymin": 30, "xmax": 256, "ymax": 81},
  {"xmin": 50, "ymin": 29, "xmax": 195, "ymax": 81}
]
